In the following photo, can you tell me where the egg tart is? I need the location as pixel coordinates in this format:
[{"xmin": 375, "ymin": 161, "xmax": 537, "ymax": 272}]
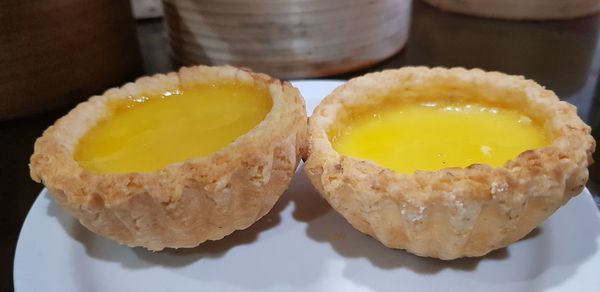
[
  {"xmin": 30, "ymin": 65, "xmax": 307, "ymax": 250},
  {"xmin": 304, "ymin": 67, "xmax": 594, "ymax": 260}
]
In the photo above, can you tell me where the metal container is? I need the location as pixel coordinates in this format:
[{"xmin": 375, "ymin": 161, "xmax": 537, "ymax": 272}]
[{"xmin": 163, "ymin": 0, "xmax": 412, "ymax": 79}]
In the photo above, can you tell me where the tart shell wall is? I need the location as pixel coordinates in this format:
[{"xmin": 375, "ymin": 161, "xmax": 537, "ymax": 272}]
[
  {"xmin": 304, "ymin": 67, "xmax": 595, "ymax": 260},
  {"xmin": 30, "ymin": 65, "xmax": 307, "ymax": 250}
]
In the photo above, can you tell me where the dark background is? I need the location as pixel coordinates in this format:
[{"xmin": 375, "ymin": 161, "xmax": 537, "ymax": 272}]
[{"xmin": 2, "ymin": 2, "xmax": 600, "ymax": 291}]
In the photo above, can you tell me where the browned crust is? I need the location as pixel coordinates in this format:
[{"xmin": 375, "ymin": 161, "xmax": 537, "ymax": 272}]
[
  {"xmin": 30, "ymin": 65, "xmax": 307, "ymax": 250},
  {"xmin": 304, "ymin": 67, "xmax": 595, "ymax": 260}
]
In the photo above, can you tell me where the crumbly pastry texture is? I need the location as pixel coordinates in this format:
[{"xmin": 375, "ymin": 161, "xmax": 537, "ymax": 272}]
[
  {"xmin": 30, "ymin": 65, "xmax": 307, "ymax": 251},
  {"xmin": 304, "ymin": 67, "xmax": 595, "ymax": 260}
]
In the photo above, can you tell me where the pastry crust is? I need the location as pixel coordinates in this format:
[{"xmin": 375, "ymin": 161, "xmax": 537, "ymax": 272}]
[
  {"xmin": 30, "ymin": 65, "xmax": 307, "ymax": 251},
  {"xmin": 304, "ymin": 67, "xmax": 595, "ymax": 260}
]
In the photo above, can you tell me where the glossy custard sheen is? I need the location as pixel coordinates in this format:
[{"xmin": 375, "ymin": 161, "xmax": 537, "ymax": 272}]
[
  {"xmin": 331, "ymin": 101, "xmax": 549, "ymax": 174},
  {"xmin": 75, "ymin": 83, "xmax": 272, "ymax": 173}
]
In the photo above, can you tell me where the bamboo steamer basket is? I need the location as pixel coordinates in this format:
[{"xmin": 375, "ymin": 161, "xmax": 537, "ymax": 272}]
[
  {"xmin": 163, "ymin": 0, "xmax": 412, "ymax": 78},
  {"xmin": 421, "ymin": 0, "xmax": 600, "ymax": 20},
  {"xmin": 0, "ymin": 0, "xmax": 142, "ymax": 120}
]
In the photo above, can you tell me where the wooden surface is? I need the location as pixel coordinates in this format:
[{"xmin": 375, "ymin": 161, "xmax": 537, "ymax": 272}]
[
  {"xmin": 422, "ymin": 0, "xmax": 600, "ymax": 20},
  {"xmin": 0, "ymin": 0, "xmax": 142, "ymax": 119}
]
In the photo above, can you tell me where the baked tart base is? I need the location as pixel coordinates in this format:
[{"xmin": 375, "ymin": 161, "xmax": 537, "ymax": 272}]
[
  {"xmin": 30, "ymin": 65, "xmax": 307, "ymax": 251},
  {"xmin": 304, "ymin": 67, "xmax": 594, "ymax": 260}
]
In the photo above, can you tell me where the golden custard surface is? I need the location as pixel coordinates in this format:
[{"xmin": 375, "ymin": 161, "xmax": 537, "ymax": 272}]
[
  {"xmin": 75, "ymin": 83, "xmax": 272, "ymax": 173},
  {"xmin": 332, "ymin": 102, "xmax": 549, "ymax": 174}
]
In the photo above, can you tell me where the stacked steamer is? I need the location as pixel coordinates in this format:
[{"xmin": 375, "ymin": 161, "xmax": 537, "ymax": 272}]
[
  {"xmin": 162, "ymin": 0, "xmax": 412, "ymax": 78},
  {"xmin": 421, "ymin": 0, "xmax": 600, "ymax": 20}
]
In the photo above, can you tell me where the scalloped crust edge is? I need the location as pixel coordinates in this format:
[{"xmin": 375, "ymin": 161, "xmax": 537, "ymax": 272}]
[
  {"xmin": 304, "ymin": 67, "xmax": 595, "ymax": 259},
  {"xmin": 30, "ymin": 65, "xmax": 307, "ymax": 251}
]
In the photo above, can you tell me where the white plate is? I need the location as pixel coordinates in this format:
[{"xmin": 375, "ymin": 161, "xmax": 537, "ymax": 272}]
[{"xmin": 14, "ymin": 80, "xmax": 600, "ymax": 292}]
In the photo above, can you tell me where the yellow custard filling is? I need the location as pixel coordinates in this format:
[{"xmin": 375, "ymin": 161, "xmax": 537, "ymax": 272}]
[
  {"xmin": 75, "ymin": 83, "xmax": 272, "ymax": 173},
  {"xmin": 332, "ymin": 102, "xmax": 549, "ymax": 174}
]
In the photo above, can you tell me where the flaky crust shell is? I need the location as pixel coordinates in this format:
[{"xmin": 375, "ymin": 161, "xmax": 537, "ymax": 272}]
[
  {"xmin": 304, "ymin": 67, "xmax": 595, "ymax": 260},
  {"xmin": 30, "ymin": 65, "xmax": 307, "ymax": 251}
]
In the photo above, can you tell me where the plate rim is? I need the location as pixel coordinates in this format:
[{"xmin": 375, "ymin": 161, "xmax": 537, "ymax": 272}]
[{"xmin": 14, "ymin": 79, "xmax": 600, "ymax": 292}]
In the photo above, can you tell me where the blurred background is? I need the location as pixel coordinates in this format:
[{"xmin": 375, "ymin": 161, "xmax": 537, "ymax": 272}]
[{"xmin": 1, "ymin": 0, "xmax": 600, "ymax": 291}]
